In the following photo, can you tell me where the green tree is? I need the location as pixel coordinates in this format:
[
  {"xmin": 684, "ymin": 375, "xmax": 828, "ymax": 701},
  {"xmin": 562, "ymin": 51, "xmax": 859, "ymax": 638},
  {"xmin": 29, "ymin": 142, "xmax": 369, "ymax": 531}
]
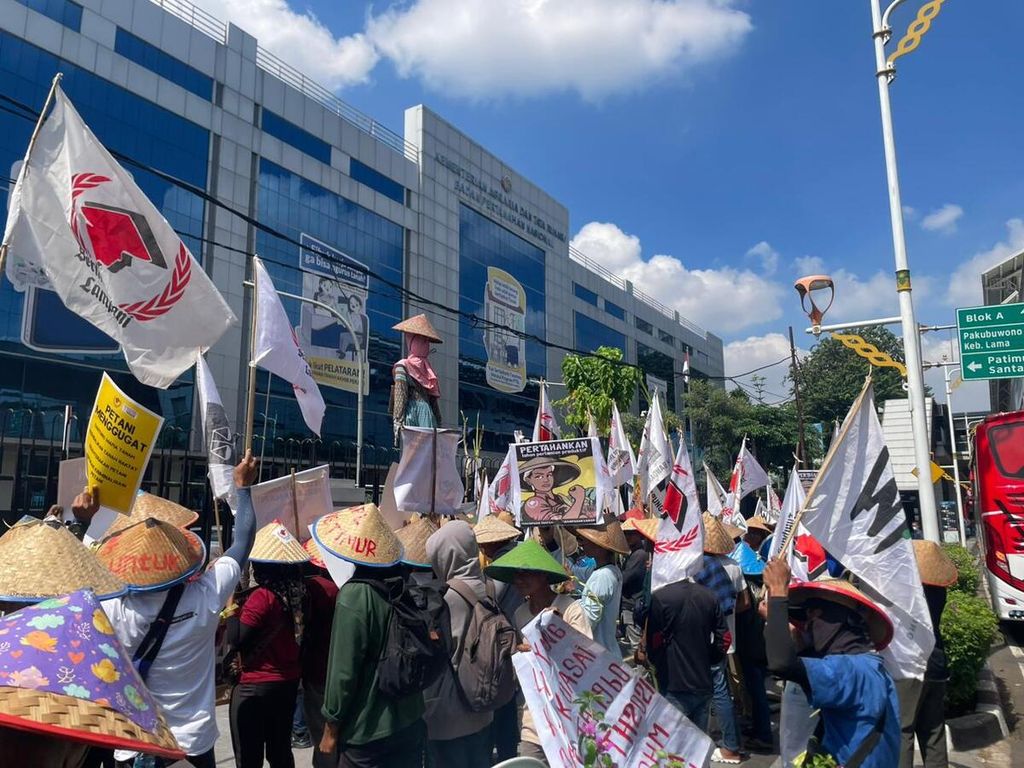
[
  {"xmin": 555, "ymin": 346, "xmax": 642, "ymax": 435},
  {"xmin": 793, "ymin": 327, "xmax": 921, "ymax": 425}
]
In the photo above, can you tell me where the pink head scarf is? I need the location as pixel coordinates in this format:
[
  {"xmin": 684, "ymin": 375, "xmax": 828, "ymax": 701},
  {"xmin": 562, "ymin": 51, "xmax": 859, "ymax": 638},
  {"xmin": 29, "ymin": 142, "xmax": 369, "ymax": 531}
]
[{"xmin": 399, "ymin": 333, "xmax": 440, "ymax": 397}]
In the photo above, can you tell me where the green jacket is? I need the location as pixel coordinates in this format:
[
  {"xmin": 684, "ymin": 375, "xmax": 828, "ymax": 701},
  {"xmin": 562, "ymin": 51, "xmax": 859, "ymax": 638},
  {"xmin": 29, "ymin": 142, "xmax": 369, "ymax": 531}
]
[{"xmin": 321, "ymin": 581, "xmax": 424, "ymax": 745}]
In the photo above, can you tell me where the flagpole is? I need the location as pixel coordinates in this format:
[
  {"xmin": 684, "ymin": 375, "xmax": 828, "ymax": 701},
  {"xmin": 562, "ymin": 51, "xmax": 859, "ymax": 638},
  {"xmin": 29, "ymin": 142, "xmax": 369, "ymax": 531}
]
[
  {"xmin": 244, "ymin": 257, "xmax": 260, "ymax": 453},
  {"xmin": 0, "ymin": 73, "xmax": 63, "ymax": 277},
  {"xmin": 776, "ymin": 376, "xmax": 873, "ymax": 556}
]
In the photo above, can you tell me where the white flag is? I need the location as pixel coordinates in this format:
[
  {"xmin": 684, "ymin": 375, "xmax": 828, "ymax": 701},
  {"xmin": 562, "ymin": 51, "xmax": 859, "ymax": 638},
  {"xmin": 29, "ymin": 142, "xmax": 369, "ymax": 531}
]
[
  {"xmin": 736, "ymin": 439, "xmax": 770, "ymax": 499},
  {"xmin": 586, "ymin": 411, "xmax": 598, "ymax": 439},
  {"xmin": 636, "ymin": 391, "xmax": 671, "ymax": 497},
  {"xmin": 801, "ymin": 382, "xmax": 934, "ymax": 679},
  {"xmin": 2, "ymin": 87, "xmax": 236, "ymax": 388},
  {"xmin": 652, "ymin": 435, "xmax": 704, "ymax": 592},
  {"xmin": 766, "ymin": 483, "xmax": 783, "ymax": 525},
  {"xmin": 769, "ymin": 467, "xmax": 805, "ymax": 561},
  {"xmin": 705, "ymin": 463, "xmax": 727, "ymax": 517},
  {"xmin": 487, "ymin": 445, "xmax": 515, "ymax": 515},
  {"xmin": 532, "ymin": 381, "xmax": 561, "ymax": 442},
  {"xmin": 516, "ymin": 611, "xmax": 713, "ymax": 767},
  {"xmin": 607, "ymin": 401, "xmax": 637, "ymax": 487},
  {"xmin": 195, "ymin": 353, "xmax": 237, "ymax": 510},
  {"xmin": 252, "ymin": 256, "xmax": 325, "ymax": 436}
]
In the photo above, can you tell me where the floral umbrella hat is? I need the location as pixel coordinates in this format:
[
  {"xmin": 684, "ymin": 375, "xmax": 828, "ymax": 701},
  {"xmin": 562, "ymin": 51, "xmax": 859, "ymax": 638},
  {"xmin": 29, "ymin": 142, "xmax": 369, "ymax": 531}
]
[{"xmin": 0, "ymin": 589, "xmax": 182, "ymax": 759}]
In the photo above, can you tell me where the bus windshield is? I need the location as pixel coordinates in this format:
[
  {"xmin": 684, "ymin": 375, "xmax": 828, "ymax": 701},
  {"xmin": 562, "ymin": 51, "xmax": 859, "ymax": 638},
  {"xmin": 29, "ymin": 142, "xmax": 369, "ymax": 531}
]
[{"xmin": 990, "ymin": 422, "xmax": 1024, "ymax": 479}]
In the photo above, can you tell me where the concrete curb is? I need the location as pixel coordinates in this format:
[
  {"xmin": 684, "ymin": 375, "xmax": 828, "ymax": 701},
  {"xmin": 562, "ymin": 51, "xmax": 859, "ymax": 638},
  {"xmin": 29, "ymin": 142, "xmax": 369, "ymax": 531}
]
[{"xmin": 945, "ymin": 663, "xmax": 1009, "ymax": 752}]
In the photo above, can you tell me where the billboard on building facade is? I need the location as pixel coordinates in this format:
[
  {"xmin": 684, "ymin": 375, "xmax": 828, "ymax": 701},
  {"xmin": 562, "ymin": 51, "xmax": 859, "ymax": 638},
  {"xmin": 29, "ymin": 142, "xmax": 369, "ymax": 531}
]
[
  {"xmin": 294, "ymin": 233, "xmax": 369, "ymax": 394},
  {"xmin": 483, "ymin": 266, "xmax": 527, "ymax": 393}
]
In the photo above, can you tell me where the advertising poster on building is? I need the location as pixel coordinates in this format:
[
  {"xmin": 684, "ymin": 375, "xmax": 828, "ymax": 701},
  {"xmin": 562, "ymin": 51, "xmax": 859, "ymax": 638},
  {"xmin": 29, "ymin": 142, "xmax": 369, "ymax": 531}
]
[
  {"xmin": 511, "ymin": 436, "xmax": 610, "ymax": 527},
  {"xmin": 84, "ymin": 373, "xmax": 163, "ymax": 514},
  {"xmin": 483, "ymin": 266, "xmax": 527, "ymax": 393},
  {"xmin": 250, "ymin": 464, "xmax": 332, "ymax": 542},
  {"xmin": 295, "ymin": 233, "xmax": 369, "ymax": 394}
]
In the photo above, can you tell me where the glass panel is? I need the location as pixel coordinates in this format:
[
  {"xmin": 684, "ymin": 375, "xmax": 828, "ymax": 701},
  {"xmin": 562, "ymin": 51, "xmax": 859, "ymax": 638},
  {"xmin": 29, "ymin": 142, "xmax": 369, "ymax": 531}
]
[
  {"xmin": 114, "ymin": 29, "xmax": 213, "ymax": 101},
  {"xmin": 635, "ymin": 317, "xmax": 653, "ymax": 334},
  {"xmin": 604, "ymin": 300, "xmax": 625, "ymax": 320},
  {"xmin": 990, "ymin": 423, "xmax": 1024, "ymax": 479},
  {"xmin": 574, "ymin": 312, "xmax": 626, "ymax": 354},
  {"xmin": 16, "ymin": 0, "xmax": 82, "ymax": 31},
  {"xmin": 262, "ymin": 110, "xmax": 331, "ymax": 165},
  {"xmin": 349, "ymin": 158, "xmax": 404, "ymax": 205},
  {"xmin": 573, "ymin": 283, "xmax": 598, "ymax": 306}
]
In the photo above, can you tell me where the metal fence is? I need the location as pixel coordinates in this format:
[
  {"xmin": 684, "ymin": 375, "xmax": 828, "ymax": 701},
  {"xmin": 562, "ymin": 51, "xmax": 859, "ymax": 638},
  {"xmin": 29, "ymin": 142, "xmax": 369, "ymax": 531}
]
[{"xmin": 0, "ymin": 407, "xmax": 501, "ymax": 544}]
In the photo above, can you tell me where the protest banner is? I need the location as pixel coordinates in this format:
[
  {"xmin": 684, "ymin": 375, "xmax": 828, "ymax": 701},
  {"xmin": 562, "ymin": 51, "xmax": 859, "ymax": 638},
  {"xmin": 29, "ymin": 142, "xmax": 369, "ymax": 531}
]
[
  {"xmin": 393, "ymin": 427, "xmax": 465, "ymax": 515},
  {"xmin": 84, "ymin": 373, "xmax": 163, "ymax": 515},
  {"xmin": 512, "ymin": 437, "xmax": 610, "ymax": 527},
  {"xmin": 57, "ymin": 456, "xmax": 87, "ymax": 511},
  {"xmin": 251, "ymin": 465, "xmax": 332, "ymax": 541},
  {"xmin": 516, "ymin": 611, "xmax": 713, "ymax": 768}
]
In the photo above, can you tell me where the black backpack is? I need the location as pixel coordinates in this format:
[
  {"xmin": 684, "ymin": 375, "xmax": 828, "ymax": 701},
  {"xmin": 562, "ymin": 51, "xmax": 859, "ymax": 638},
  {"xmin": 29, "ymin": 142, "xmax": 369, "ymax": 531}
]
[{"xmin": 351, "ymin": 577, "xmax": 450, "ymax": 699}]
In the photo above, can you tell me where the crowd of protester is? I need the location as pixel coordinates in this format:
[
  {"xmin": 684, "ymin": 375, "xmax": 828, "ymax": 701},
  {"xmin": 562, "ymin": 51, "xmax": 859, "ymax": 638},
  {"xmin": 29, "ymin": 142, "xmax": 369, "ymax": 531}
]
[{"xmin": 0, "ymin": 452, "xmax": 957, "ymax": 768}]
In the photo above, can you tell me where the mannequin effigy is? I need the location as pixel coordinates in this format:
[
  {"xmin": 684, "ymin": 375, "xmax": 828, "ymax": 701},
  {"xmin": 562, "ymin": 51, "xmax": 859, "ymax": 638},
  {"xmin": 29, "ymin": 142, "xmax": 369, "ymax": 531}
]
[{"xmin": 390, "ymin": 313, "xmax": 443, "ymax": 443}]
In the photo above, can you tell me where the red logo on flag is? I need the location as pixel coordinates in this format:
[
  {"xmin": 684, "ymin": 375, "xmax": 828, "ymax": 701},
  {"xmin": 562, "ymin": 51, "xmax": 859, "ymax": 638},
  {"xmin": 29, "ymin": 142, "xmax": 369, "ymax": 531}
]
[
  {"xmin": 69, "ymin": 173, "xmax": 191, "ymax": 321},
  {"xmin": 794, "ymin": 533, "xmax": 828, "ymax": 579},
  {"xmin": 663, "ymin": 464, "xmax": 688, "ymax": 524}
]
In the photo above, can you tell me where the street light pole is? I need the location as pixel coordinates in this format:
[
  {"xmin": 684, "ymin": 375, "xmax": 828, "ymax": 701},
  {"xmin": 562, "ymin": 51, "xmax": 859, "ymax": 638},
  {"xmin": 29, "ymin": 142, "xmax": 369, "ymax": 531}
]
[
  {"xmin": 869, "ymin": 0, "xmax": 940, "ymax": 542},
  {"xmin": 943, "ymin": 364, "xmax": 967, "ymax": 545}
]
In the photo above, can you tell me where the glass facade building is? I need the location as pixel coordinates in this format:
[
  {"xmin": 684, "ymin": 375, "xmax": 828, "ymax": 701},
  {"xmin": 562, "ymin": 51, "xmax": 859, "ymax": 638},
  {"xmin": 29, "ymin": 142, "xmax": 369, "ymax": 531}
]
[{"xmin": 0, "ymin": 0, "xmax": 724, "ymax": 517}]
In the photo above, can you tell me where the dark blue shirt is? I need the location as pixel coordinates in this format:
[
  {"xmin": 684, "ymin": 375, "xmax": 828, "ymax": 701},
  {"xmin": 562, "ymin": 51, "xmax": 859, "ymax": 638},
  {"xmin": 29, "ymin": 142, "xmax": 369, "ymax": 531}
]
[{"xmin": 695, "ymin": 553, "xmax": 736, "ymax": 616}]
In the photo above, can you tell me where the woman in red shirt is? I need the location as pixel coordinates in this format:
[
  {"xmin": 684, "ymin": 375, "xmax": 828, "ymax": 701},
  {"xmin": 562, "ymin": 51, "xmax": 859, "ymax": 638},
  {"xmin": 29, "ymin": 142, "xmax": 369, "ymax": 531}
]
[{"xmin": 229, "ymin": 521, "xmax": 311, "ymax": 768}]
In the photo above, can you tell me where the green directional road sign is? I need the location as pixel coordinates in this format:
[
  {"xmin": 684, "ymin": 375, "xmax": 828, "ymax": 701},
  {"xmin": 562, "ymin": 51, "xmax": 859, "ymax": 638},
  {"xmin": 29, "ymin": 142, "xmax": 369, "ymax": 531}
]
[{"xmin": 956, "ymin": 304, "xmax": 1024, "ymax": 381}]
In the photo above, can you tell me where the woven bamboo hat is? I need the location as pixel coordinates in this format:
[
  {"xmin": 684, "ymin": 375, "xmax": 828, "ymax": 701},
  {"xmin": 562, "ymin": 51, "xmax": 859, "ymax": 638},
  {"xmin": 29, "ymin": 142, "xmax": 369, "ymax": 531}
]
[
  {"xmin": 96, "ymin": 519, "xmax": 205, "ymax": 592},
  {"xmin": 912, "ymin": 540, "xmax": 959, "ymax": 587},
  {"xmin": 313, "ymin": 504, "xmax": 403, "ymax": 567},
  {"xmin": 530, "ymin": 526, "xmax": 579, "ymax": 558},
  {"xmin": 702, "ymin": 514, "xmax": 735, "ymax": 556},
  {"xmin": 396, "ymin": 516, "xmax": 437, "ymax": 568},
  {"xmin": 486, "ymin": 540, "xmax": 571, "ymax": 585},
  {"xmin": 393, "ymin": 314, "xmax": 442, "ymax": 343},
  {"xmin": 575, "ymin": 519, "xmax": 630, "ymax": 555},
  {"xmin": 474, "ymin": 515, "xmax": 521, "ymax": 545},
  {"xmin": 130, "ymin": 492, "xmax": 198, "ymax": 528},
  {"xmin": 303, "ymin": 537, "xmax": 326, "ymax": 569},
  {"xmin": 0, "ymin": 589, "xmax": 183, "ymax": 759},
  {"xmin": 721, "ymin": 519, "xmax": 744, "ymax": 540},
  {"xmin": 789, "ymin": 578, "xmax": 895, "ymax": 651},
  {"xmin": 0, "ymin": 521, "xmax": 126, "ymax": 603},
  {"xmin": 745, "ymin": 515, "xmax": 774, "ymax": 534},
  {"xmin": 622, "ymin": 516, "xmax": 658, "ymax": 543},
  {"xmin": 250, "ymin": 521, "xmax": 310, "ymax": 565},
  {"xmin": 518, "ymin": 457, "xmax": 581, "ymax": 488}
]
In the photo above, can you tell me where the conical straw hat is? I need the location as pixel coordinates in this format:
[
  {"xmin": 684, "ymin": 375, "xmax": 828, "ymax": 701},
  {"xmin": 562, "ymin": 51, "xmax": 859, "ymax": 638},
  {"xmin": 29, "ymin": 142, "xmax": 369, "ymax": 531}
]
[
  {"xmin": 486, "ymin": 540, "xmax": 571, "ymax": 585},
  {"xmin": 789, "ymin": 578, "xmax": 894, "ymax": 651},
  {"xmin": 622, "ymin": 516, "xmax": 658, "ymax": 543},
  {"xmin": 96, "ymin": 519, "xmax": 205, "ymax": 591},
  {"xmin": 130, "ymin": 493, "xmax": 198, "ymax": 528},
  {"xmin": 474, "ymin": 515, "xmax": 521, "ymax": 545},
  {"xmin": 0, "ymin": 521, "xmax": 126, "ymax": 602},
  {"xmin": 396, "ymin": 515, "xmax": 437, "ymax": 568},
  {"xmin": 702, "ymin": 514, "xmax": 735, "ymax": 556},
  {"xmin": 0, "ymin": 589, "xmax": 183, "ymax": 760},
  {"xmin": 313, "ymin": 504, "xmax": 403, "ymax": 567},
  {"xmin": 912, "ymin": 540, "xmax": 958, "ymax": 587},
  {"xmin": 745, "ymin": 515, "xmax": 774, "ymax": 533},
  {"xmin": 392, "ymin": 313, "xmax": 442, "ymax": 343},
  {"xmin": 250, "ymin": 520, "xmax": 311, "ymax": 564},
  {"xmin": 574, "ymin": 520, "xmax": 630, "ymax": 555},
  {"xmin": 530, "ymin": 526, "xmax": 578, "ymax": 558}
]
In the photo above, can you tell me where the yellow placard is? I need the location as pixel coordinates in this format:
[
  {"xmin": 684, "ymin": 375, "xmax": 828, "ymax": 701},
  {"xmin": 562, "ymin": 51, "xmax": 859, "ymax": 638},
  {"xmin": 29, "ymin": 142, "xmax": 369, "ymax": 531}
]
[
  {"xmin": 911, "ymin": 461, "xmax": 946, "ymax": 485},
  {"xmin": 84, "ymin": 373, "xmax": 164, "ymax": 514}
]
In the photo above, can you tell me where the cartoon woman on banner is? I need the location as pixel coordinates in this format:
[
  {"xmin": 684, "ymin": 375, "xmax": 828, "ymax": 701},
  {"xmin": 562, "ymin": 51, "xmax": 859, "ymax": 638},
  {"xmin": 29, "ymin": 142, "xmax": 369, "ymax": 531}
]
[{"xmin": 519, "ymin": 457, "xmax": 591, "ymax": 523}]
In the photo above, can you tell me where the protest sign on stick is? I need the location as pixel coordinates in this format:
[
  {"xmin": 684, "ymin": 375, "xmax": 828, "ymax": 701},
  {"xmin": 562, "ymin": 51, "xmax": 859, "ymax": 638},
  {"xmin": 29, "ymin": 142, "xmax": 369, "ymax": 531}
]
[
  {"xmin": 516, "ymin": 611, "xmax": 713, "ymax": 767},
  {"xmin": 84, "ymin": 373, "xmax": 163, "ymax": 514},
  {"xmin": 251, "ymin": 465, "xmax": 331, "ymax": 541},
  {"xmin": 511, "ymin": 437, "xmax": 610, "ymax": 527}
]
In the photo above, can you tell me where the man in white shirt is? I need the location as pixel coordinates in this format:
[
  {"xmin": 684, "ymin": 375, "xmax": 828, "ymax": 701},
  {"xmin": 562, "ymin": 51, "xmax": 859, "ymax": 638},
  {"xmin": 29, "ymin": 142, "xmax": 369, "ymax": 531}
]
[{"xmin": 78, "ymin": 452, "xmax": 258, "ymax": 768}]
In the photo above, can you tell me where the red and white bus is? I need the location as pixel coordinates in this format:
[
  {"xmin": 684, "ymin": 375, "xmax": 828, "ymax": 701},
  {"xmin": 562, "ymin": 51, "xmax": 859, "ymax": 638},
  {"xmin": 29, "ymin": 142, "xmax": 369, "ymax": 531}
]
[{"xmin": 973, "ymin": 410, "xmax": 1024, "ymax": 621}]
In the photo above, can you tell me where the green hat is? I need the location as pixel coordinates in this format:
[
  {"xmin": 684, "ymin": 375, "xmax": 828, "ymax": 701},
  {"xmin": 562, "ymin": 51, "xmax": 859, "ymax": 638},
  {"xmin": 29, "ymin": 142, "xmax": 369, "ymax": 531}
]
[{"xmin": 485, "ymin": 540, "xmax": 570, "ymax": 586}]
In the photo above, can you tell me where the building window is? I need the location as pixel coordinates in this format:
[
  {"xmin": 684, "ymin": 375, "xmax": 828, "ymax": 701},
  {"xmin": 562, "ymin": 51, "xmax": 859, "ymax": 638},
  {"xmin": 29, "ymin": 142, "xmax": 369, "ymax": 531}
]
[
  {"xmin": 604, "ymin": 300, "xmax": 625, "ymax": 320},
  {"xmin": 638, "ymin": 342, "xmax": 675, "ymax": 409},
  {"xmin": 575, "ymin": 312, "xmax": 626, "ymax": 354},
  {"xmin": 658, "ymin": 329, "xmax": 674, "ymax": 346},
  {"xmin": 262, "ymin": 110, "xmax": 332, "ymax": 165},
  {"xmin": 635, "ymin": 316, "xmax": 653, "ymax": 335},
  {"xmin": 114, "ymin": 29, "xmax": 212, "ymax": 100},
  {"xmin": 349, "ymin": 158, "xmax": 404, "ymax": 205},
  {"xmin": 574, "ymin": 283, "xmax": 599, "ymax": 306},
  {"xmin": 16, "ymin": 0, "xmax": 82, "ymax": 31}
]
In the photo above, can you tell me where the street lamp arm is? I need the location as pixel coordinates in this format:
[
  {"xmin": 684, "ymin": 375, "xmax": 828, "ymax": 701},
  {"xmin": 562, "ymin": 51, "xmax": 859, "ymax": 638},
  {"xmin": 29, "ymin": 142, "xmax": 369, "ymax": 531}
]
[{"xmin": 880, "ymin": 0, "xmax": 909, "ymax": 34}]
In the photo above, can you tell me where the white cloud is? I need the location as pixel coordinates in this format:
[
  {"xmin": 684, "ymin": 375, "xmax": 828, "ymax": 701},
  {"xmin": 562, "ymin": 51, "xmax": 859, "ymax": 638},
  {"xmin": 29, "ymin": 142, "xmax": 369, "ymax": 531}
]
[
  {"xmin": 920, "ymin": 203, "xmax": 964, "ymax": 234},
  {"xmin": 746, "ymin": 241, "xmax": 779, "ymax": 274},
  {"xmin": 193, "ymin": 0, "xmax": 378, "ymax": 89},
  {"xmin": 902, "ymin": 205, "xmax": 917, "ymax": 220},
  {"xmin": 793, "ymin": 255, "xmax": 825, "ymax": 275},
  {"xmin": 946, "ymin": 218, "xmax": 1024, "ymax": 309},
  {"xmin": 571, "ymin": 221, "xmax": 784, "ymax": 335},
  {"xmin": 724, "ymin": 333, "xmax": 803, "ymax": 403},
  {"xmin": 367, "ymin": 0, "xmax": 753, "ymax": 99}
]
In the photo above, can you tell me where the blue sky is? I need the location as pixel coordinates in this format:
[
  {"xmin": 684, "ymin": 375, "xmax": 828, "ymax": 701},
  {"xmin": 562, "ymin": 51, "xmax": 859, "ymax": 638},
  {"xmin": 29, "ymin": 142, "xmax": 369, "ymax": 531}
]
[{"xmin": 196, "ymin": 0, "xmax": 1024, "ymax": 409}]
